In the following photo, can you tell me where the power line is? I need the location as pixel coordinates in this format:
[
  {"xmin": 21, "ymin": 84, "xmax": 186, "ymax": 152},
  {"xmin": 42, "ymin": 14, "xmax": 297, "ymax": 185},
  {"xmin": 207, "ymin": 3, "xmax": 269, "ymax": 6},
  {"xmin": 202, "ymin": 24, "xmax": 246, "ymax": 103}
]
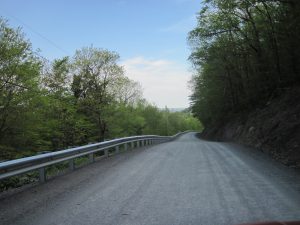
[{"xmin": 0, "ymin": 9, "xmax": 70, "ymax": 56}]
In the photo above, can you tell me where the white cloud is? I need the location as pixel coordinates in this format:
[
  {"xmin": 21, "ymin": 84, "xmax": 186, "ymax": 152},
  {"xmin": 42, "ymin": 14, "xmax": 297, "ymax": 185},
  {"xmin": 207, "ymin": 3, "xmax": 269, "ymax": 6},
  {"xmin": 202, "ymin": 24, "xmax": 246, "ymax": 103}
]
[{"xmin": 121, "ymin": 56, "xmax": 191, "ymax": 108}]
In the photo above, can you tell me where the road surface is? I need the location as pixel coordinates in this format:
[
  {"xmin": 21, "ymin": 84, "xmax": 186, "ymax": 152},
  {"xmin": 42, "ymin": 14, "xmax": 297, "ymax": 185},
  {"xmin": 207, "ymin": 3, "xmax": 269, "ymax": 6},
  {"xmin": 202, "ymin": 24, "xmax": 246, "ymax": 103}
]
[{"xmin": 0, "ymin": 132, "xmax": 300, "ymax": 225}]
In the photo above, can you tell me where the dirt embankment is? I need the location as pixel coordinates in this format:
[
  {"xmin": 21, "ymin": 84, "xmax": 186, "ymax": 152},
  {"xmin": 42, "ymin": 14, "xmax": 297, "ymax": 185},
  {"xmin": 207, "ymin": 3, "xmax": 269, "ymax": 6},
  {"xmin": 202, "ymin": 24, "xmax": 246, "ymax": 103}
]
[{"xmin": 202, "ymin": 87, "xmax": 300, "ymax": 168}]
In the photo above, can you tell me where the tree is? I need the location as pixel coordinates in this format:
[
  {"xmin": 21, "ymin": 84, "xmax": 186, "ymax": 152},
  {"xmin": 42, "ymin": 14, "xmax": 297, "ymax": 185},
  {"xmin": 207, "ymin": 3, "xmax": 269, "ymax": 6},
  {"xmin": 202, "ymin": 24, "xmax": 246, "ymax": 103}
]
[
  {"xmin": 188, "ymin": 0, "xmax": 300, "ymax": 127},
  {"xmin": 71, "ymin": 47, "xmax": 125, "ymax": 141},
  {"xmin": 42, "ymin": 57, "xmax": 70, "ymax": 95},
  {"xmin": 41, "ymin": 57, "xmax": 93, "ymax": 149},
  {"xmin": 0, "ymin": 18, "xmax": 41, "ymax": 147},
  {"xmin": 112, "ymin": 77, "xmax": 142, "ymax": 106}
]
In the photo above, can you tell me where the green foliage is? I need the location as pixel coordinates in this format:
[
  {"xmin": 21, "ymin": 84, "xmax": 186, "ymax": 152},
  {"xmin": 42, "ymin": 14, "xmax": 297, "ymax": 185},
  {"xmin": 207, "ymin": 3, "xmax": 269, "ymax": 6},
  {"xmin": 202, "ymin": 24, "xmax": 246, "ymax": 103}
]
[
  {"xmin": 188, "ymin": 0, "xmax": 300, "ymax": 127},
  {"xmin": 0, "ymin": 18, "xmax": 42, "ymax": 154},
  {"xmin": 70, "ymin": 47, "xmax": 126, "ymax": 141},
  {"xmin": 0, "ymin": 19, "xmax": 203, "ymax": 161}
]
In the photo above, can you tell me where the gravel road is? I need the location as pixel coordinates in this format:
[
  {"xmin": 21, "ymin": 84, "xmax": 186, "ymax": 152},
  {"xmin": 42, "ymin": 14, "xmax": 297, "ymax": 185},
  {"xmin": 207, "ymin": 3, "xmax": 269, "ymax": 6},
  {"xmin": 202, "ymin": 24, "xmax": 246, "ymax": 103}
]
[{"xmin": 1, "ymin": 132, "xmax": 300, "ymax": 225}]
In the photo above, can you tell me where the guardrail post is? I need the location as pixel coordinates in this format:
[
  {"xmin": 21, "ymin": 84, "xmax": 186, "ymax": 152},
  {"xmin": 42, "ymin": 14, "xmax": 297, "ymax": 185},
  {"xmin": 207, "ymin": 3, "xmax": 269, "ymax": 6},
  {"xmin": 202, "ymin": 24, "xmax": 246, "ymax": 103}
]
[
  {"xmin": 131, "ymin": 142, "xmax": 134, "ymax": 149},
  {"xmin": 69, "ymin": 159, "xmax": 74, "ymax": 171},
  {"xmin": 124, "ymin": 143, "xmax": 128, "ymax": 151},
  {"xmin": 104, "ymin": 149, "xmax": 108, "ymax": 157},
  {"xmin": 89, "ymin": 153, "xmax": 94, "ymax": 163},
  {"xmin": 115, "ymin": 145, "xmax": 120, "ymax": 154},
  {"xmin": 137, "ymin": 141, "xmax": 140, "ymax": 148},
  {"xmin": 39, "ymin": 167, "xmax": 46, "ymax": 183},
  {"xmin": 141, "ymin": 140, "xmax": 144, "ymax": 147}
]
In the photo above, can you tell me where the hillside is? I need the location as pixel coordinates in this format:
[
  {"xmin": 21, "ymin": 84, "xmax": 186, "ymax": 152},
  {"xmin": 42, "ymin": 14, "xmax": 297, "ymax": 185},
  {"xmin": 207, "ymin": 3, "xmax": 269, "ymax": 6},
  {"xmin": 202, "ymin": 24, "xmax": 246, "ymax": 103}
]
[
  {"xmin": 201, "ymin": 87, "xmax": 300, "ymax": 168},
  {"xmin": 188, "ymin": 0, "xmax": 300, "ymax": 168}
]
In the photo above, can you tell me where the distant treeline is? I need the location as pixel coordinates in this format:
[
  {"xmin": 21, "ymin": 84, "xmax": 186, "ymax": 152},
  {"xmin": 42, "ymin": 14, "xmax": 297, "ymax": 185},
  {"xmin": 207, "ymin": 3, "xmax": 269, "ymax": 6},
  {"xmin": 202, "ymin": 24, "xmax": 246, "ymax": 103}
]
[
  {"xmin": 189, "ymin": 0, "xmax": 300, "ymax": 126},
  {"xmin": 0, "ymin": 19, "xmax": 202, "ymax": 160}
]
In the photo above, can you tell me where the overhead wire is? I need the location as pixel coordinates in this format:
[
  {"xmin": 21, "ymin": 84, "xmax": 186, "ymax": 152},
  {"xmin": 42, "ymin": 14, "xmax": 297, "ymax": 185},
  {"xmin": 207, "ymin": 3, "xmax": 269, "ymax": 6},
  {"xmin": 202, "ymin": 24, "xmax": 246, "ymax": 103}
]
[{"xmin": 0, "ymin": 8, "xmax": 71, "ymax": 56}]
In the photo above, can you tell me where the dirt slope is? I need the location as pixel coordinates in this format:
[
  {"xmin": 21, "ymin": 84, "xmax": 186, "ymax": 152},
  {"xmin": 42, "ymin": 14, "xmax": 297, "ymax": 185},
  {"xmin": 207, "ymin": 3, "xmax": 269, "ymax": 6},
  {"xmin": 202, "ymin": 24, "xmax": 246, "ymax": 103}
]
[{"xmin": 202, "ymin": 87, "xmax": 300, "ymax": 168}]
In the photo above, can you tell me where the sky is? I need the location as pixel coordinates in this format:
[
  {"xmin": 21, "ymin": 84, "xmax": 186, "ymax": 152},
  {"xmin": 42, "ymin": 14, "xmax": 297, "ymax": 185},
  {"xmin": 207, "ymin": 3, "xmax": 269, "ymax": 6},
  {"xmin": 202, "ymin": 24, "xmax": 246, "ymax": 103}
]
[{"xmin": 1, "ymin": 0, "xmax": 201, "ymax": 108}]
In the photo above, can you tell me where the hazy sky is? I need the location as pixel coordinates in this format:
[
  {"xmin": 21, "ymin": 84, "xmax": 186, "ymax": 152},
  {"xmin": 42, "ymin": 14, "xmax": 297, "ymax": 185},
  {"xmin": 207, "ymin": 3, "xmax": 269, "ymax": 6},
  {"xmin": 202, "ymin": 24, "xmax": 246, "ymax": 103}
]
[{"xmin": 1, "ymin": 0, "xmax": 201, "ymax": 108}]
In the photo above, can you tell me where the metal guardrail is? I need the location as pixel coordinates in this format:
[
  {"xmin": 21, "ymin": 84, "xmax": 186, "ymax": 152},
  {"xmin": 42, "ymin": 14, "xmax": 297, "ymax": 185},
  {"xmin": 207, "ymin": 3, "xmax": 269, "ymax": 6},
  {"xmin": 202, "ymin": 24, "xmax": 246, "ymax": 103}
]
[{"xmin": 0, "ymin": 132, "xmax": 185, "ymax": 183}]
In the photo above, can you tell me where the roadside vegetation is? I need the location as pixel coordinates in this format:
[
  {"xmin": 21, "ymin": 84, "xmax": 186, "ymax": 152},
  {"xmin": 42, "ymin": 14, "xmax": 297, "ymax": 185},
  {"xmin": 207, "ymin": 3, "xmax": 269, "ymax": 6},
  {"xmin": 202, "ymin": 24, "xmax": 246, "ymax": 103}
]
[
  {"xmin": 0, "ymin": 18, "xmax": 202, "ymax": 161},
  {"xmin": 188, "ymin": 0, "xmax": 300, "ymax": 127}
]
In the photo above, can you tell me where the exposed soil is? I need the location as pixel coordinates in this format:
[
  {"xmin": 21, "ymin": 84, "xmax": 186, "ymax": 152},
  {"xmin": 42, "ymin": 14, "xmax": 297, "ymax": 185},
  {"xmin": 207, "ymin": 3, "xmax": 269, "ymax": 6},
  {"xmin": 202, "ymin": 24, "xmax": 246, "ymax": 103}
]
[{"xmin": 201, "ymin": 87, "xmax": 300, "ymax": 168}]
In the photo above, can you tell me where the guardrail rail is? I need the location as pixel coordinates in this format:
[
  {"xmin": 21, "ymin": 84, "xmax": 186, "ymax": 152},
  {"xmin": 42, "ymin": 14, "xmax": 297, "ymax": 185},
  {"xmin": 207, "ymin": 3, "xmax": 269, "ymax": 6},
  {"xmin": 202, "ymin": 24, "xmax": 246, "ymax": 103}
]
[{"xmin": 0, "ymin": 132, "xmax": 186, "ymax": 183}]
